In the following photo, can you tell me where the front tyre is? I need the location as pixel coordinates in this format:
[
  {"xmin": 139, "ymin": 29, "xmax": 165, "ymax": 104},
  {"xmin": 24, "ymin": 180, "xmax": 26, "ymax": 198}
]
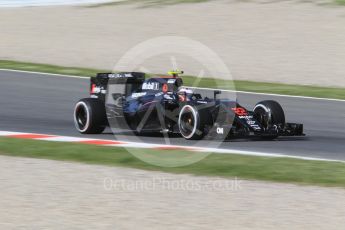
[
  {"xmin": 253, "ymin": 100, "xmax": 285, "ymax": 139},
  {"xmin": 178, "ymin": 105, "xmax": 207, "ymax": 140},
  {"xmin": 74, "ymin": 98, "xmax": 107, "ymax": 134},
  {"xmin": 253, "ymin": 100, "xmax": 285, "ymax": 128}
]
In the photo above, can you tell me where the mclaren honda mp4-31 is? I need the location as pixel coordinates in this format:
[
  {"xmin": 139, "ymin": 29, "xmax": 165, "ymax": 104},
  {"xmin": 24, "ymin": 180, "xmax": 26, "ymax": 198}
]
[{"xmin": 74, "ymin": 71, "xmax": 304, "ymax": 140}]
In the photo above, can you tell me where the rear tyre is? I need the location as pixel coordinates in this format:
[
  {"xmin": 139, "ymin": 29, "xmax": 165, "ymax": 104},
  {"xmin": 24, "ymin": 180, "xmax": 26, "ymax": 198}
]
[
  {"xmin": 253, "ymin": 100, "xmax": 285, "ymax": 139},
  {"xmin": 74, "ymin": 98, "xmax": 107, "ymax": 134},
  {"xmin": 178, "ymin": 105, "xmax": 207, "ymax": 140}
]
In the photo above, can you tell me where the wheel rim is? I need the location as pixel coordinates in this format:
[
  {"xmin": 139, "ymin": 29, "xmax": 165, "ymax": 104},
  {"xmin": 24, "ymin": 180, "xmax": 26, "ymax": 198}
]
[
  {"xmin": 254, "ymin": 107, "xmax": 270, "ymax": 129},
  {"xmin": 179, "ymin": 106, "xmax": 197, "ymax": 139},
  {"xmin": 74, "ymin": 102, "xmax": 89, "ymax": 132}
]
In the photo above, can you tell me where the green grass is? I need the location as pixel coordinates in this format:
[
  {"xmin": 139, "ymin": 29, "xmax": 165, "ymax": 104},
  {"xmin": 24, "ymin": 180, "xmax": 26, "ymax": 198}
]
[
  {"xmin": 89, "ymin": 0, "xmax": 212, "ymax": 7},
  {"xmin": 335, "ymin": 0, "xmax": 345, "ymax": 5},
  {"xmin": 1, "ymin": 137, "xmax": 345, "ymax": 188},
  {"xmin": 1, "ymin": 59, "xmax": 344, "ymax": 100},
  {"xmin": 0, "ymin": 60, "xmax": 106, "ymax": 77}
]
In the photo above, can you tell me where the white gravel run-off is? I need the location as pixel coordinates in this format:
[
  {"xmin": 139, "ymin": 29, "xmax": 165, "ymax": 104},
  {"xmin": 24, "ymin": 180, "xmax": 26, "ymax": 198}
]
[
  {"xmin": 1, "ymin": 0, "xmax": 345, "ymax": 87},
  {"xmin": 0, "ymin": 155, "xmax": 345, "ymax": 229}
]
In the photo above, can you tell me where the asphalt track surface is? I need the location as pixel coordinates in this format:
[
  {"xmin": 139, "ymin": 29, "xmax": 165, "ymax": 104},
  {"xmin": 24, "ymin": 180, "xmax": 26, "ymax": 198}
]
[{"xmin": 1, "ymin": 70, "xmax": 344, "ymax": 160}]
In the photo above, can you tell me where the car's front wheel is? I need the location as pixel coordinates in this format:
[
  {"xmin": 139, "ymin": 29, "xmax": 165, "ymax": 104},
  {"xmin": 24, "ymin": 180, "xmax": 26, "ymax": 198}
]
[
  {"xmin": 74, "ymin": 98, "xmax": 107, "ymax": 134},
  {"xmin": 253, "ymin": 100, "xmax": 285, "ymax": 139}
]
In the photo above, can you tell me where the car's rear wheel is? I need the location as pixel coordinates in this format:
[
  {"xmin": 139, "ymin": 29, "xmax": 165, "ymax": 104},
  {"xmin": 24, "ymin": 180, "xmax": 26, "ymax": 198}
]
[
  {"xmin": 253, "ymin": 100, "xmax": 285, "ymax": 139},
  {"xmin": 74, "ymin": 98, "xmax": 107, "ymax": 134},
  {"xmin": 178, "ymin": 105, "xmax": 206, "ymax": 140}
]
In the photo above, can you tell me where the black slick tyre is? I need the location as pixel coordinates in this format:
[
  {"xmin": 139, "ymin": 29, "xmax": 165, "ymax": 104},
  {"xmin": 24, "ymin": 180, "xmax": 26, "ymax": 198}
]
[{"xmin": 74, "ymin": 98, "xmax": 107, "ymax": 134}]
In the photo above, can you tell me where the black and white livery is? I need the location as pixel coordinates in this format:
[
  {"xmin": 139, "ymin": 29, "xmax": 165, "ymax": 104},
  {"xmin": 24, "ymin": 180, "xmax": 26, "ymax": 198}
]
[{"xmin": 74, "ymin": 71, "xmax": 304, "ymax": 140}]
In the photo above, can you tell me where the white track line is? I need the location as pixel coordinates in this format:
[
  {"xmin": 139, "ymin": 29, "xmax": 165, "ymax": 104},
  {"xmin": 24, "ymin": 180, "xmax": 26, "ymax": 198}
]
[
  {"xmin": 0, "ymin": 68, "xmax": 88, "ymax": 79},
  {"xmin": 0, "ymin": 130, "xmax": 344, "ymax": 163},
  {"xmin": 189, "ymin": 86, "xmax": 345, "ymax": 102},
  {"xmin": 1, "ymin": 68, "xmax": 344, "ymax": 102}
]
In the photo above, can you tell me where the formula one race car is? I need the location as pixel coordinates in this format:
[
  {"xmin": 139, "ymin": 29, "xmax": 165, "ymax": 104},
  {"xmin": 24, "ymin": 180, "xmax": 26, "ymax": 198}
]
[{"xmin": 74, "ymin": 71, "xmax": 304, "ymax": 140}]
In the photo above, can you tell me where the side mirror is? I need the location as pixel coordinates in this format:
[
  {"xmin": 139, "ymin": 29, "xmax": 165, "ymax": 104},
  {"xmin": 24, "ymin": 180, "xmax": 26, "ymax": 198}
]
[{"xmin": 214, "ymin": 90, "xmax": 221, "ymax": 100}]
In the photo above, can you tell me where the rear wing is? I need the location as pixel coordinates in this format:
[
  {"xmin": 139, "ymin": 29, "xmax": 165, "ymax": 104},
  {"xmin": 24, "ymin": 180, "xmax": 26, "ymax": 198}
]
[
  {"xmin": 90, "ymin": 72, "xmax": 145, "ymax": 100},
  {"xmin": 96, "ymin": 72, "xmax": 145, "ymax": 84}
]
